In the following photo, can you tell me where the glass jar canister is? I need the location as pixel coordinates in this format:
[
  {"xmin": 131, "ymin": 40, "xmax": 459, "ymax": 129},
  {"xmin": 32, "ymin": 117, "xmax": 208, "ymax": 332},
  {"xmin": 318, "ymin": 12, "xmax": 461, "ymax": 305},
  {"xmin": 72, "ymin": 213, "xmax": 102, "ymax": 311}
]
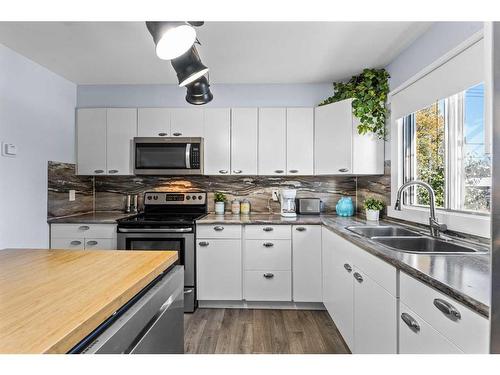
[
  {"xmin": 240, "ymin": 199, "xmax": 250, "ymax": 214},
  {"xmin": 231, "ymin": 200, "xmax": 241, "ymax": 214}
]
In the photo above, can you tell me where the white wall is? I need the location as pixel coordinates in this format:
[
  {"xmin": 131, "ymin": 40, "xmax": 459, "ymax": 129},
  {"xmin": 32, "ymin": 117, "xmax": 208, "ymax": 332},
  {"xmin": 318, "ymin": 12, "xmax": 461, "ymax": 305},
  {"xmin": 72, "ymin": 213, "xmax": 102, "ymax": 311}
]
[
  {"xmin": 77, "ymin": 83, "xmax": 333, "ymax": 108},
  {"xmin": 0, "ymin": 44, "xmax": 77, "ymax": 249}
]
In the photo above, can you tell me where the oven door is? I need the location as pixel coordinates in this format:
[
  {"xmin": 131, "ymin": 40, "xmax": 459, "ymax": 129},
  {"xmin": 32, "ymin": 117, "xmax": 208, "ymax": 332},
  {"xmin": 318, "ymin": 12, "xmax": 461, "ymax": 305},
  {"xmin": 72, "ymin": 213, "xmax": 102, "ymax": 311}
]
[{"xmin": 117, "ymin": 230, "xmax": 195, "ymax": 289}]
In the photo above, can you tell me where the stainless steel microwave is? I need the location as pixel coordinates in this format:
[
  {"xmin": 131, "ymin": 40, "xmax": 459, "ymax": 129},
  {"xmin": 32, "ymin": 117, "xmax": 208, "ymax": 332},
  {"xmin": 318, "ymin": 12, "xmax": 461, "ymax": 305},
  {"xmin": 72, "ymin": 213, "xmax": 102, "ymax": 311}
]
[{"xmin": 133, "ymin": 137, "xmax": 204, "ymax": 175}]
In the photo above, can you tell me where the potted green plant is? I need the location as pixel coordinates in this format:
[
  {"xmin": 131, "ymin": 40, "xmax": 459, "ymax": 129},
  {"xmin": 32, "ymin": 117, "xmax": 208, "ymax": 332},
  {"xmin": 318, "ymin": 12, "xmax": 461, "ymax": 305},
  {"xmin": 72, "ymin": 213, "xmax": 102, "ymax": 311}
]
[
  {"xmin": 214, "ymin": 192, "xmax": 226, "ymax": 215},
  {"xmin": 363, "ymin": 197, "xmax": 384, "ymax": 221}
]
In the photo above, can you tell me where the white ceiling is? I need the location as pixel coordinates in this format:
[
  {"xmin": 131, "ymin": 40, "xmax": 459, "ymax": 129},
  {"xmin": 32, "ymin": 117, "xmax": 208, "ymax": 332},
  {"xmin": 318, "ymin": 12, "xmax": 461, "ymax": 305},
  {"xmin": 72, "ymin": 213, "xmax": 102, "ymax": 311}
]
[{"xmin": 0, "ymin": 22, "xmax": 432, "ymax": 85}]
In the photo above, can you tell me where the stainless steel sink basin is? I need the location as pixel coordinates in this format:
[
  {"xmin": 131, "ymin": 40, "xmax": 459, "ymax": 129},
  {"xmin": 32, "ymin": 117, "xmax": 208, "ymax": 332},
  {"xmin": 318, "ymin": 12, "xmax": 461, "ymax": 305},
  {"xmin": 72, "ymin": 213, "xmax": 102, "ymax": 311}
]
[
  {"xmin": 346, "ymin": 225, "xmax": 420, "ymax": 238},
  {"xmin": 372, "ymin": 236, "xmax": 484, "ymax": 254}
]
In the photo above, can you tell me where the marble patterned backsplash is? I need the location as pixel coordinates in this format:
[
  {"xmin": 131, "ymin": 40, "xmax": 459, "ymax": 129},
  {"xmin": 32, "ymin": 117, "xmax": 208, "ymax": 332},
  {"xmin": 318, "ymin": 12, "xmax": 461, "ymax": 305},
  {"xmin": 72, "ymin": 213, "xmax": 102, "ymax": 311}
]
[
  {"xmin": 356, "ymin": 161, "xmax": 391, "ymax": 216},
  {"xmin": 47, "ymin": 161, "xmax": 391, "ymax": 218}
]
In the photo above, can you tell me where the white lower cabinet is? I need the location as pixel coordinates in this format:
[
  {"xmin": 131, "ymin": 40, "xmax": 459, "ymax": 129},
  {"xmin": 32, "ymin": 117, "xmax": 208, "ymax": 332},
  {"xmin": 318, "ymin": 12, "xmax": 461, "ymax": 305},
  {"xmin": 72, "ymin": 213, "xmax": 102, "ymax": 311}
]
[
  {"xmin": 244, "ymin": 270, "xmax": 291, "ymax": 301},
  {"xmin": 293, "ymin": 225, "xmax": 322, "ymax": 302},
  {"xmin": 399, "ymin": 302, "xmax": 462, "ymax": 354},
  {"xmin": 50, "ymin": 224, "xmax": 117, "ymax": 250}
]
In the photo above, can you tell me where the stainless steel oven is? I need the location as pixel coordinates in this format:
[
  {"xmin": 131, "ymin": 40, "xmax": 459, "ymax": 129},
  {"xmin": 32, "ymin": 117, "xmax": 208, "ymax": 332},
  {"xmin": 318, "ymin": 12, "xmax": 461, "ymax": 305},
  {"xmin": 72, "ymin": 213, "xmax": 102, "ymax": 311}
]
[{"xmin": 133, "ymin": 137, "xmax": 203, "ymax": 175}]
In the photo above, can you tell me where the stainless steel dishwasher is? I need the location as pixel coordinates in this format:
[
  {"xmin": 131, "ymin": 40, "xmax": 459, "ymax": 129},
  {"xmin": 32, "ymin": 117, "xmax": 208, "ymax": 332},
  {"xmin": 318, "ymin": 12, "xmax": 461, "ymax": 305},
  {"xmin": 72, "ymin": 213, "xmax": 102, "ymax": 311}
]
[{"xmin": 70, "ymin": 266, "xmax": 184, "ymax": 354}]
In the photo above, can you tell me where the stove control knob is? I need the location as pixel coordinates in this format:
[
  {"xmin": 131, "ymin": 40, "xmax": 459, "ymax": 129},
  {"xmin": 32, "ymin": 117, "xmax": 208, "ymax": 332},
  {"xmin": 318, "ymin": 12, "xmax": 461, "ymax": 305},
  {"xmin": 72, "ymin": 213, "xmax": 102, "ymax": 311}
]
[
  {"xmin": 153, "ymin": 196, "xmax": 158, "ymax": 200},
  {"xmin": 147, "ymin": 196, "xmax": 152, "ymax": 200},
  {"xmin": 186, "ymin": 195, "xmax": 191, "ymax": 200},
  {"xmin": 192, "ymin": 195, "xmax": 197, "ymax": 200},
  {"xmin": 198, "ymin": 195, "xmax": 203, "ymax": 200}
]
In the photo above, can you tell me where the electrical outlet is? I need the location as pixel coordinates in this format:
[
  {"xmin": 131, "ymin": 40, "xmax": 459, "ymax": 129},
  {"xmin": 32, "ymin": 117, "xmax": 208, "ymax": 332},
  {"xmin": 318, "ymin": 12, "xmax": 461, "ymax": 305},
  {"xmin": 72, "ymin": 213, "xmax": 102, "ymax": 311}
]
[
  {"xmin": 69, "ymin": 190, "xmax": 76, "ymax": 201},
  {"xmin": 272, "ymin": 190, "xmax": 280, "ymax": 202}
]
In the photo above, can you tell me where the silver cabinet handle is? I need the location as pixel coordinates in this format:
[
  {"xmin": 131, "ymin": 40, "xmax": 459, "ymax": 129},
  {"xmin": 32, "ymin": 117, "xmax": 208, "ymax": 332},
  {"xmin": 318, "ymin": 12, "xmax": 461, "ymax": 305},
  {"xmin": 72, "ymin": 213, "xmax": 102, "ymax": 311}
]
[
  {"xmin": 295, "ymin": 227, "xmax": 306, "ymax": 232},
  {"xmin": 94, "ymin": 169, "xmax": 104, "ymax": 174},
  {"xmin": 184, "ymin": 289, "xmax": 194, "ymax": 295},
  {"xmin": 199, "ymin": 241, "xmax": 209, "ymax": 247},
  {"xmin": 233, "ymin": 170, "xmax": 242, "ymax": 174},
  {"xmin": 213, "ymin": 226, "xmax": 224, "ymax": 231},
  {"xmin": 263, "ymin": 273, "xmax": 274, "ymax": 279},
  {"xmin": 70, "ymin": 240, "xmax": 82, "ymax": 246},
  {"xmin": 343, "ymin": 263, "xmax": 352, "ymax": 272},
  {"xmin": 158, "ymin": 132, "xmax": 168, "ymax": 136},
  {"xmin": 86, "ymin": 240, "xmax": 98, "ymax": 246},
  {"xmin": 338, "ymin": 168, "xmax": 349, "ymax": 173},
  {"xmin": 401, "ymin": 312, "xmax": 420, "ymax": 332},
  {"xmin": 263, "ymin": 227, "xmax": 274, "ymax": 232},
  {"xmin": 289, "ymin": 169, "xmax": 298, "ymax": 174},
  {"xmin": 263, "ymin": 242, "xmax": 274, "ymax": 247},
  {"xmin": 219, "ymin": 170, "xmax": 228, "ymax": 174},
  {"xmin": 173, "ymin": 132, "xmax": 182, "ymax": 136},
  {"xmin": 274, "ymin": 170, "xmax": 284, "ymax": 174},
  {"xmin": 353, "ymin": 272, "xmax": 363, "ymax": 283},
  {"xmin": 433, "ymin": 298, "xmax": 461, "ymax": 321},
  {"xmin": 78, "ymin": 225, "xmax": 90, "ymax": 231},
  {"xmin": 108, "ymin": 169, "xmax": 118, "ymax": 174}
]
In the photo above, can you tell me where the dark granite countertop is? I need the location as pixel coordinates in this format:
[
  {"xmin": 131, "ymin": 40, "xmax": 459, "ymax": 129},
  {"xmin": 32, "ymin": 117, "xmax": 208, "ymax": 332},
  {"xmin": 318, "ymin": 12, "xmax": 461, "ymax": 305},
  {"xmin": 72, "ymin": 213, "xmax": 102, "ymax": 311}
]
[
  {"xmin": 47, "ymin": 211, "xmax": 132, "ymax": 224},
  {"xmin": 196, "ymin": 213, "xmax": 328, "ymax": 225}
]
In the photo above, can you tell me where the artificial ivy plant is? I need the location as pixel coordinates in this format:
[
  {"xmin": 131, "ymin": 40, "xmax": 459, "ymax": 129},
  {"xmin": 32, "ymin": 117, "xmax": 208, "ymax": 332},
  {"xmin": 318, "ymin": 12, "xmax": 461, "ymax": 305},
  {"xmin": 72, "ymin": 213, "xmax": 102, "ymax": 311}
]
[{"xmin": 319, "ymin": 68, "xmax": 390, "ymax": 139}]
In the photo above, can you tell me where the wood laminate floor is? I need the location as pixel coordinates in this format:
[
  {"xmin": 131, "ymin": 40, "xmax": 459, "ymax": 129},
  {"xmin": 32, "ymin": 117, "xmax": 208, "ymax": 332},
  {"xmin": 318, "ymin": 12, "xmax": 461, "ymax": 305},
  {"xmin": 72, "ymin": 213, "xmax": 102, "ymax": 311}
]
[{"xmin": 184, "ymin": 308, "xmax": 350, "ymax": 354}]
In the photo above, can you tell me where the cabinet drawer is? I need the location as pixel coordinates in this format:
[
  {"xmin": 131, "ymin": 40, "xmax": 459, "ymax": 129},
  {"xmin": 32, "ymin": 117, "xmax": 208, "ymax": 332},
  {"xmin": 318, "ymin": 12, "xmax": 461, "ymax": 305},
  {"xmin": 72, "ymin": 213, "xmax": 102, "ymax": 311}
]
[
  {"xmin": 245, "ymin": 225, "xmax": 291, "ymax": 239},
  {"xmin": 244, "ymin": 270, "xmax": 291, "ymax": 301},
  {"xmin": 399, "ymin": 302, "xmax": 462, "ymax": 354},
  {"xmin": 400, "ymin": 272, "xmax": 489, "ymax": 353},
  {"xmin": 51, "ymin": 224, "xmax": 117, "ymax": 239},
  {"xmin": 196, "ymin": 224, "xmax": 241, "ymax": 239},
  {"xmin": 84, "ymin": 238, "xmax": 117, "ymax": 250},
  {"xmin": 244, "ymin": 239, "xmax": 291, "ymax": 270},
  {"xmin": 51, "ymin": 237, "xmax": 85, "ymax": 250}
]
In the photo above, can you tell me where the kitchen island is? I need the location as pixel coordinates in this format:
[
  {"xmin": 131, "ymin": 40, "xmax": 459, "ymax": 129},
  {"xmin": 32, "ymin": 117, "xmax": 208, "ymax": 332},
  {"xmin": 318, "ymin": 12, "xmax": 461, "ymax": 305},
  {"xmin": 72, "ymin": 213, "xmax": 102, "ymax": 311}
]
[{"xmin": 0, "ymin": 249, "xmax": 179, "ymax": 354}]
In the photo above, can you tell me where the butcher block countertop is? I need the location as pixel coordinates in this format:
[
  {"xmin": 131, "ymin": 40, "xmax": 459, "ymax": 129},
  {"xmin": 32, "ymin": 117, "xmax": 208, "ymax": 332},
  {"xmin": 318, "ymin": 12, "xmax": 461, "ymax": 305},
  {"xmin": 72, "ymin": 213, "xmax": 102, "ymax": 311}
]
[{"xmin": 0, "ymin": 249, "xmax": 178, "ymax": 354}]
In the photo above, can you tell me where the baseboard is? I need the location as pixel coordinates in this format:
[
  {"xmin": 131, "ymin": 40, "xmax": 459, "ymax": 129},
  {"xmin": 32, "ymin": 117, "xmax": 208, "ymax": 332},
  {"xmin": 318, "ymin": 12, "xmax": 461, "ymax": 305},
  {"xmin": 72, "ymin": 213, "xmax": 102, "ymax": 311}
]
[{"xmin": 198, "ymin": 300, "xmax": 326, "ymax": 310}]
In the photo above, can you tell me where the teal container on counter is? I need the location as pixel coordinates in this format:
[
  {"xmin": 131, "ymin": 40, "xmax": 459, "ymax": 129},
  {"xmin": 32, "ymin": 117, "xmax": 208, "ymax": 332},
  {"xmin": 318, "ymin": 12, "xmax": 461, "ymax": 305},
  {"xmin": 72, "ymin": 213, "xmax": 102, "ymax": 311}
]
[{"xmin": 336, "ymin": 197, "xmax": 354, "ymax": 217}]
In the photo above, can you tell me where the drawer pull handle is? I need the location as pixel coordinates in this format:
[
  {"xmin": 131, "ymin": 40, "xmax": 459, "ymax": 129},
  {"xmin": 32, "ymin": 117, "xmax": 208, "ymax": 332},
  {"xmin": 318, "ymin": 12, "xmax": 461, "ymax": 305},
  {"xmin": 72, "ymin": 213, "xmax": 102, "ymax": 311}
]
[
  {"xmin": 263, "ymin": 273, "xmax": 274, "ymax": 279},
  {"xmin": 263, "ymin": 242, "xmax": 274, "ymax": 247},
  {"xmin": 94, "ymin": 169, "xmax": 104, "ymax": 174},
  {"xmin": 263, "ymin": 227, "xmax": 274, "ymax": 232},
  {"xmin": 199, "ymin": 241, "xmax": 209, "ymax": 247},
  {"xmin": 433, "ymin": 298, "xmax": 461, "ymax": 321},
  {"xmin": 295, "ymin": 227, "xmax": 306, "ymax": 232},
  {"xmin": 233, "ymin": 170, "xmax": 242, "ymax": 174},
  {"xmin": 79, "ymin": 225, "xmax": 90, "ymax": 231},
  {"xmin": 338, "ymin": 168, "xmax": 349, "ymax": 173},
  {"xmin": 274, "ymin": 170, "xmax": 284, "ymax": 174},
  {"xmin": 173, "ymin": 132, "xmax": 182, "ymax": 136},
  {"xmin": 86, "ymin": 240, "xmax": 98, "ymax": 246},
  {"xmin": 70, "ymin": 240, "xmax": 82, "ymax": 246},
  {"xmin": 353, "ymin": 272, "xmax": 363, "ymax": 283},
  {"xmin": 158, "ymin": 132, "xmax": 168, "ymax": 136},
  {"xmin": 219, "ymin": 170, "xmax": 228, "ymax": 174},
  {"xmin": 343, "ymin": 263, "xmax": 352, "ymax": 272},
  {"xmin": 213, "ymin": 226, "xmax": 224, "ymax": 231},
  {"xmin": 401, "ymin": 312, "xmax": 420, "ymax": 332},
  {"xmin": 108, "ymin": 169, "xmax": 118, "ymax": 174},
  {"xmin": 289, "ymin": 169, "xmax": 298, "ymax": 174}
]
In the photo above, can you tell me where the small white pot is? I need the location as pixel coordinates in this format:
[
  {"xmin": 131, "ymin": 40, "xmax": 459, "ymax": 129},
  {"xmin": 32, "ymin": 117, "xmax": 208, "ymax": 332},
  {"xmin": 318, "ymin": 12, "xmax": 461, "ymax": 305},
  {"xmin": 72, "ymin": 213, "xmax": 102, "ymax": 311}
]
[
  {"xmin": 366, "ymin": 209, "xmax": 380, "ymax": 221},
  {"xmin": 215, "ymin": 202, "xmax": 225, "ymax": 215}
]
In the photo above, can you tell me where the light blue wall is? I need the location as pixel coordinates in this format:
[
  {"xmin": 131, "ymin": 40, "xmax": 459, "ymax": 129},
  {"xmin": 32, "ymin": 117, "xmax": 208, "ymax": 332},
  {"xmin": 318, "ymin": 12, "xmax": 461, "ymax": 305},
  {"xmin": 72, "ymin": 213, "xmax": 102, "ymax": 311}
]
[
  {"xmin": 77, "ymin": 83, "xmax": 334, "ymax": 108},
  {"xmin": 386, "ymin": 22, "xmax": 483, "ymax": 89}
]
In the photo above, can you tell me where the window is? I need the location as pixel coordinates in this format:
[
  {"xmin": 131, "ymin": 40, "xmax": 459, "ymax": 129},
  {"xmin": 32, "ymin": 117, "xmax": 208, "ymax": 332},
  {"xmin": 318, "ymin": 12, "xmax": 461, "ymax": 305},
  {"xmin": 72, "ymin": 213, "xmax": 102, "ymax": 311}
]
[{"xmin": 401, "ymin": 83, "xmax": 490, "ymax": 214}]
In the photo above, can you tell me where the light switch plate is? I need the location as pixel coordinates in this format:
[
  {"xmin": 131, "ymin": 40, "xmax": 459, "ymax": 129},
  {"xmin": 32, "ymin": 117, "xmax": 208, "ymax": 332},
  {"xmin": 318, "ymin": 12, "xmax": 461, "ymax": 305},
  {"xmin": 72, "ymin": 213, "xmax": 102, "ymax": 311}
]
[
  {"xmin": 69, "ymin": 190, "xmax": 76, "ymax": 201},
  {"xmin": 1, "ymin": 142, "xmax": 17, "ymax": 157}
]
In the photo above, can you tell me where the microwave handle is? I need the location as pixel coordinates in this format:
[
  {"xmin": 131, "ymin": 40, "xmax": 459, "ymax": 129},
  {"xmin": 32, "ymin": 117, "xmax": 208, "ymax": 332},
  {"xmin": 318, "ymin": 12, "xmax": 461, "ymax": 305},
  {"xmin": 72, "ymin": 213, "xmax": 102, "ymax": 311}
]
[{"xmin": 185, "ymin": 143, "xmax": 191, "ymax": 169}]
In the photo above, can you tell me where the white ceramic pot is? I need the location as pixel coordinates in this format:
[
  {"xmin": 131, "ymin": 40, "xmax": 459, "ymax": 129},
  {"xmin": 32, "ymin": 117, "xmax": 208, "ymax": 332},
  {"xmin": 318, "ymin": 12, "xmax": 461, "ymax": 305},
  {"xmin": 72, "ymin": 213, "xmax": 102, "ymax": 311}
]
[
  {"xmin": 366, "ymin": 209, "xmax": 380, "ymax": 221},
  {"xmin": 215, "ymin": 201, "xmax": 225, "ymax": 215}
]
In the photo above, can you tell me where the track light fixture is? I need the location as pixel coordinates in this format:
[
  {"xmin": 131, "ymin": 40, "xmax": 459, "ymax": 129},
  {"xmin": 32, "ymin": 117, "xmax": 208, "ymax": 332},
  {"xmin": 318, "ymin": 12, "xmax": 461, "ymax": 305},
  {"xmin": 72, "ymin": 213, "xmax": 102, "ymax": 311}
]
[
  {"xmin": 146, "ymin": 21, "xmax": 197, "ymax": 60},
  {"xmin": 185, "ymin": 75, "xmax": 213, "ymax": 105},
  {"xmin": 171, "ymin": 46, "xmax": 209, "ymax": 87}
]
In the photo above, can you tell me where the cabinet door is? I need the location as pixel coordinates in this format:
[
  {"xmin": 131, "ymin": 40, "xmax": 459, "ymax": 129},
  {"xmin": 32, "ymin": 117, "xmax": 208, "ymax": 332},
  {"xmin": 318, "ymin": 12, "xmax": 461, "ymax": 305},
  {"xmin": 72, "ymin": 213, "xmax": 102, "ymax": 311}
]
[
  {"xmin": 170, "ymin": 108, "xmax": 203, "ymax": 137},
  {"xmin": 258, "ymin": 108, "xmax": 287, "ymax": 175},
  {"xmin": 50, "ymin": 238, "xmax": 85, "ymax": 250},
  {"xmin": 84, "ymin": 238, "xmax": 117, "ymax": 250},
  {"xmin": 292, "ymin": 225, "xmax": 322, "ymax": 302},
  {"xmin": 197, "ymin": 239, "xmax": 242, "ymax": 300},
  {"xmin": 399, "ymin": 302, "xmax": 462, "ymax": 354},
  {"xmin": 77, "ymin": 108, "xmax": 107, "ymax": 175},
  {"xmin": 106, "ymin": 108, "xmax": 137, "ymax": 175},
  {"xmin": 314, "ymin": 100, "xmax": 352, "ymax": 175},
  {"xmin": 353, "ymin": 266, "xmax": 397, "ymax": 353},
  {"xmin": 322, "ymin": 227, "xmax": 354, "ymax": 349},
  {"xmin": 287, "ymin": 108, "xmax": 314, "ymax": 175},
  {"xmin": 137, "ymin": 108, "xmax": 171, "ymax": 137},
  {"xmin": 231, "ymin": 108, "xmax": 258, "ymax": 175},
  {"xmin": 203, "ymin": 108, "xmax": 231, "ymax": 175}
]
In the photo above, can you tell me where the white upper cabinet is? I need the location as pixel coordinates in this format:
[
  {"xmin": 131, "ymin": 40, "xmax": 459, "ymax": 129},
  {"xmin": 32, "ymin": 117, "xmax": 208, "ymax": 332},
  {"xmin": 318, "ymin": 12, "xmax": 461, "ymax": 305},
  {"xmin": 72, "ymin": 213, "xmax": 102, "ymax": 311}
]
[
  {"xmin": 77, "ymin": 108, "xmax": 107, "ymax": 175},
  {"xmin": 203, "ymin": 108, "xmax": 231, "ymax": 175},
  {"xmin": 231, "ymin": 108, "xmax": 258, "ymax": 175},
  {"xmin": 286, "ymin": 108, "xmax": 314, "ymax": 175},
  {"xmin": 137, "ymin": 108, "xmax": 171, "ymax": 137},
  {"xmin": 314, "ymin": 99, "xmax": 383, "ymax": 175},
  {"xmin": 170, "ymin": 108, "xmax": 204, "ymax": 137},
  {"xmin": 106, "ymin": 108, "xmax": 137, "ymax": 175},
  {"xmin": 258, "ymin": 108, "xmax": 287, "ymax": 175}
]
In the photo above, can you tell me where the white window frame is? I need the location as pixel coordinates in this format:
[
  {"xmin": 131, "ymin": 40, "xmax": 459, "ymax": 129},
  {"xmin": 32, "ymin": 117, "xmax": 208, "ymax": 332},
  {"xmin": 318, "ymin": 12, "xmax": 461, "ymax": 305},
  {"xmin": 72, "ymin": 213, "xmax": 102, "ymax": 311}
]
[{"xmin": 388, "ymin": 30, "xmax": 491, "ymax": 238}]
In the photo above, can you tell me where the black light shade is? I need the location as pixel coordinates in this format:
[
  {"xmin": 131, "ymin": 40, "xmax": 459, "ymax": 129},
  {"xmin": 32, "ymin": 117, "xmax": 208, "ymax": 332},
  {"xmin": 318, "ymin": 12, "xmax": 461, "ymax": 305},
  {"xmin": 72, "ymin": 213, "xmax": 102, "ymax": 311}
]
[
  {"xmin": 146, "ymin": 21, "xmax": 197, "ymax": 60},
  {"xmin": 171, "ymin": 46, "xmax": 209, "ymax": 87},
  {"xmin": 185, "ymin": 76, "xmax": 213, "ymax": 105}
]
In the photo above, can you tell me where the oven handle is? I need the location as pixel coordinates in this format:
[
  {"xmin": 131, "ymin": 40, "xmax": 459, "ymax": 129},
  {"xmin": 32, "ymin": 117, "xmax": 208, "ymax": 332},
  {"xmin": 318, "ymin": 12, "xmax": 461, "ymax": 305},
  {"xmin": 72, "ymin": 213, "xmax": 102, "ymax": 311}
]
[
  {"xmin": 118, "ymin": 227, "xmax": 193, "ymax": 233},
  {"xmin": 185, "ymin": 143, "xmax": 191, "ymax": 169}
]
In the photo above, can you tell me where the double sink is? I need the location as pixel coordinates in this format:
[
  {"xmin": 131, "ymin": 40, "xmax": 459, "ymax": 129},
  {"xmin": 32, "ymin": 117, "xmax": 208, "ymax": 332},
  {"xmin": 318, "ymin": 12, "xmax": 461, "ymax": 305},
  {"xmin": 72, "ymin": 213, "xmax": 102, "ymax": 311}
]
[{"xmin": 346, "ymin": 225, "xmax": 487, "ymax": 254}]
